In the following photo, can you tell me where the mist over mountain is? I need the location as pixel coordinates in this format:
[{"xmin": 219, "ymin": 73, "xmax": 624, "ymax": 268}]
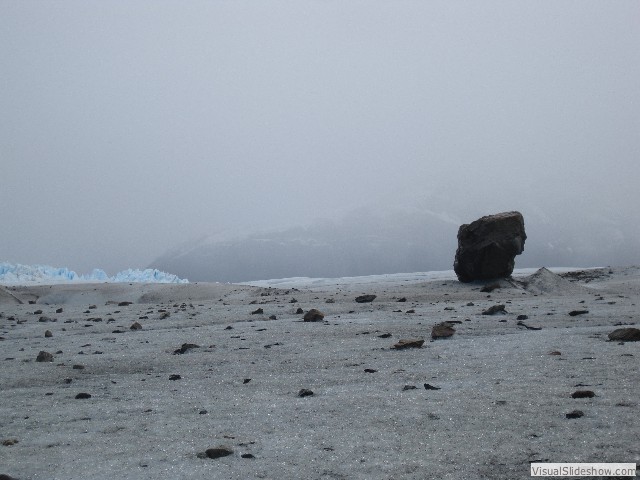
[{"xmin": 150, "ymin": 192, "xmax": 639, "ymax": 283}]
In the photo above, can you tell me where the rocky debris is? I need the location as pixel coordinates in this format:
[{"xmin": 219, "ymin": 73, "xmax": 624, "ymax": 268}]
[
  {"xmin": 355, "ymin": 294, "xmax": 376, "ymax": 303},
  {"xmin": 169, "ymin": 374, "xmax": 182, "ymax": 381},
  {"xmin": 378, "ymin": 333, "xmax": 392, "ymax": 338},
  {"xmin": 36, "ymin": 351, "xmax": 54, "ymax": 362},
  {"xmin": 243, "ymin": 378, "xmax": 251, "ymax": 384},
  {"xmin": 130, "ymin": 322, "xmax": 142, "ymax": 330},
  {"xmin": 402, "ymin": 385, "xmax": 417, "ymax": 391},
  {"xmin": 431, "ymin": 322, "xmax": 456, "ymax": 339},
  {"xmin": 173, "ymin": 343, "xmax": 200, "ymax": 355},
  {"xmin": 364, "ymin": 368, "xmax": 377, "ymax": 373},
  {"xmin": 517, "ymin": 321, "xmax": 541, "ymax": 330},
  {"xmin": 1, "ymin": 439, "xmax": 18, "ymax": 446},
  {"xmin": 298, "ymin": 388, "xmax": 314, "ymax": 397},
  {"xmin": 424, "ymin": 383, "xmax": 441, "ymax": 390},
  {"xmin": 295, "ymin": 307, "xmax": 304, "ymax": 314},
  {"xmin": 56, "ymin": 307, "xmax": 63, "ymax": 313},
  {"xmin": 571, "ymin": 390, "xmax": 595, "ymax": 399},
  {"xmin": 392, "ymin": 338, "xmax": 425, "ymax": 349},
  {"xmin": 75, "ymin": 393, "xmax": 91, "ymax": 399},
  {"xmin": 303, "ymin": 309, "xmax": 325, "ymax": 322},
  {"xmin": 241, "ymin": 453, "xmax": 255, "ymax": 459},
  {"xmin": 44, "ymin": 330, "xmax": 53, "ymax": 338},
  {"xmin": 482, "ymin": 304, "xmax": 506, "ymax": 315},
  {"xmin": 290, "ymin": 298, "xmax": 298, "ymax": 303},
  {"xmin": 565, "ymin": 410, "xmax": 584, "ymax": 419},
  {"xmin": 72, "ymin": 365, "xmax": 85, "ymax": 370},
  {"xmin": 159, "ymin": 311, "xmax": 170, "ymax": 319},
  {"xmin": 516, "ymin": 314, "xmax": 528, "ymax": 320},
  {"xmin": 204, "ymin": 445, "xmax": 234, "ymax": 459},
  {"xmin": 118, "ymin": 301, "xmax": 133, "ymax": 306},
  {"xmin": 38, "ymin": 316, "xmax": 53, "ymax": 323},
  {"xmin": 397, "ymin": 297, "xmax": 407, "ymax": 302},
  {"xmin": 325, "ymin": 298, "xmax": 335, "ymax": 303},
  {"xmin": 33, "ymin": 309, "xmax": 43, "ymax": 314},
  {"xmin": 608, "ymin": 328, "xmax": 640, "ymax": 342},
  {"xmin": 251, "ymin": 308, "xmax": 263, "ymax": 315},
  {"xmin": 454, "ymin": 211, "xmax": 526, "ymax": 282},
  {"xmin": 480, "ymin": 283, "xmax": 501, "ymax": 293},
  {"xmin": 568, "ymin": 310, "xmax": 589, "ymax": 316},
  {"xmin": 549, "ymin": 351, "xmax": 562, "ymax": 356}
]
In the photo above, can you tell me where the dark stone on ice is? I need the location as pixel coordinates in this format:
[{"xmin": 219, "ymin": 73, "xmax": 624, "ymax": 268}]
[
  {"xmin": 517, "ymin": 321, "xmax": 541, "ymax": 330},
  {"xmin": 403, "ymin": 385, "xmax": 417, "ymax": 391},
  {"xmin": 378, "ymin": 333, "xmax": 392, "ymax": 338},
  {"xmin": 364, "ymin": 368, "xmax": 377, "ymax": 373},
  {"xmin": 482, "ymin": 304, "xmax": 506, "ymax": 315},
  {"xmin": 424, "ymin": 383, "xmax": 441, "ymax": 390},
  {"xmin": 571, "ymin": 390, "xmax": 595, "ymax": 399},
  {"xmin": 565, "ymin": 410, "xmax": 584, "ymax": 419},
  {"xmin": 454, "ymin": 211, "xmax": 526, "ymax": 282},
  {"xmin": 243, "ymin": 378, "xmax": 251, "ymax": 384},
  {"xmin": 205, "ymin": 446, "xmax": 233, "ymax": 459},
  {"xmin": 241, "ymin": 453, "xmax": 255, "ymax": 459},
  {"xmin": 480, "ymin": 283, "xmax": 501, "ymax": 293},
  {"xmin": 517, "ymin": 314, "xmax": 528, "ymax": 321},
  {"xmin": 608, "ymin": 327, "xmax": 640, "ymax": 342},
  {"xmin": 36, "ymin": 351, "xmax": 53, "ymax": 362},
  {"xmin": 298, "ymin": 388, "xmax": 314, "ymax": 397},
  {"xmin": 173, "ymin": 343, "xmax": 200, "ymax": 355},
  {"xmin": 251, "ymin": 308, "xmax": 264, "ymax": 315},
  {"xmin": 130, "ymin": 322, "xmax": 142, "ymax": 330},
  {"xmin": 118, "ymin": 301, "xmax": 133, "ymax": 306},
  {"xmin": 355, "ymin": 294, "xmax": 376, "ymax": 303},
  {"xmin": 44, "ymin": 330, "xmax": 53, "ymax": 338},
  {"xmin": 431, "ymin": 322, "xmax": 456, "ymax": 339},
  {"xmin": 296, "ymin": 308, "xmax": 304, "ymax": 314},
  {"xmin": 303, "ymin": 309, "xmax": 325, "ymax": 322},
  {"xmin": 393, "ymin": 339, "xmax": 424, "ymax": 349},
  {"xmin": 569, "ymin": 310, "xmax": 589, "ymax": 316},
  {"xmin": 75, "ymin": 393, "xmax": 91, "ymax": 399},
  {"xmin": 169, "ymin": 374, "xmax": 182, "ymax": 381}
]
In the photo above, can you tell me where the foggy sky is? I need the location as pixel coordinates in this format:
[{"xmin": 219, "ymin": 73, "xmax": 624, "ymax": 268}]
[{"xmin": 2, "ymin": 1, "xmax": 639, "ymax": 274}]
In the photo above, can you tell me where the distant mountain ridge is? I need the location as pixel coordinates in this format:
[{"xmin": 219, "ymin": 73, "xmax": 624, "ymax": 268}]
[{"xmin": 150, "ymin": 198, "xmax": 639, "ymax": 282}]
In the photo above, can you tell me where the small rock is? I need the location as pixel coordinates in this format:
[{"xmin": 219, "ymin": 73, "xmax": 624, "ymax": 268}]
[
  {"xmin": 130, "ymin": 322, "xmax": 142, "ymax": 330},
  {"xmin": 33, "ymin": 309, "xmax": 43, "ymax": 314},
  {"xmin": 298, "ymin": 388, "xmax": 314, "ymax": 397},
  {"xmin": 325, "ymin": 298, "xmax": 335, "ymax": 304},
  {"xmin": 75, "ymin": 393, "xmax": 91, "ymax": 399},
  {"xmin": 241, "ymin": 453, "xmax": 255, "ymax": 459},
  {"xmin": 482, "ymin": 305, "xmax": 506, "ymax": 315},
  {"xmin": 295, "ymin": 307, "xmax": 304, "ymax": 314},
  {"xmin": 173, "ymin": 343, "xmax": 200, "ymax": 355},
  {"xmin": 402, "ymin": 385, "xmax": 417, "ymax": 391},
  {"xmin": 303, "ymin": 309, "xmax": 325, "ymax": 322},
  {"xmin": 290, "ymin": 298, "xmax": 298, "ymax": 303},
  {"xmin": 224, "ymin": 326, "xmax": 233, "ymax": 330},
  {"xmin": 608, "ymin": 328, "xmax": 640, "ymax": 342},
  {"xmin": 1, "ymin": 439, "xmax": 18, "ymax": 446},
  {"xmin": 38, "ymin": 316, "xmax": 52, "ymax": 323},
  {"xmin": 424, "ymin": 383, "xmax": 441, "ymax": 390},
  {"xmin": 516, "ymin": 314, "xmax": 528, "ymax": 320},
  {"xmin": 72, "ymin": 364, "xmax": 85, "ymax": 370},
  {"xmin": 397, "ymin": 297, "xmax": 407, "ymax": 302},
  {"xmin": 199, "ymin": 410, "xmax": 207, "ymax": 415},
  {"xmin": 56, "ymin": 308, "xmax": 63, "ymax": 313},
  {"xmin": 44, "ymin": 330, "xmax": 53, "ymax": 338},
  {"xmin": 355, "ymin": 294, "xmax": 376, "ymax": 303},
  {"xmin": 405, "ymin": 309, "xmax": 416, "ymax": 314},
  {"xmin": 378, "ymin": 333, "xmax": 392, "ymax": 338},
  {"xmin": 549, "ymin": 351, "xmax": 562, "ymax": 356},
  {"xmin": 159, "ymin": 311, "xmax": 170, "ymax": 319},
  {"xmin": 205, "ymin": 446, "xmax": 234, "ymax": 459},
  {"xmin": 568, "ymin": 310, "xmax": 589, "ymax": 316},
  {"xmin": 364, "ymin": 368, "xmax": 377, "ymax": 373},
  {"xmin": 517, "ymin": 321, "xmax": 541, "ymax": 330},
  {"xmin": 392, "ymin": 339, "xmax": 425, "ymax": 349},
  {"xmin": 480, "ymin": 283, "xmax": 501, "ymax": 293},
  {"xmin": 431, "ymin": 322, "xmax": 456, "ymax": 339},
  {"xmin": 571, "ymin": 390, "xmax": 595, "ymax": 399},
  {"xmin": 269, "ymin": 315, "xmax": 277, "ymax": 320},
  {"xmin": 243, "ymin": 378, "xmax": 251, "ymax": 384},
  {"xmin": 251, "ymin": 308, "xmax": 264, "ymax": 315},
  {"xmin": 565, "ymin": 410, "xmax": 584, "ymax": 419},
  {"xmin": 36, "ymin": 351, "xmax": 54, "ymax": 362},
  {"xmin": 169, "ymin": 374, "xmax": 181, "ymax": 381}
]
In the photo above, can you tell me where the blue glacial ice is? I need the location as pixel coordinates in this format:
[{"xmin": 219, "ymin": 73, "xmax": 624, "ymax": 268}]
[{"xmin": 0, "ymin": 262, "xmax": 188, "ymax": 284}]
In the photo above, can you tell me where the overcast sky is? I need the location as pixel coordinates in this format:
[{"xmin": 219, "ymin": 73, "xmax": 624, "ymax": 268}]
[{"xmin": 2, "ymin": 1, "xmax": 639, "ymax": 274}]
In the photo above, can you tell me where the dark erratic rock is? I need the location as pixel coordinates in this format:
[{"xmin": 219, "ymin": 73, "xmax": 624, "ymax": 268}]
[
  {"xmin": 392, "ymin": 338, "xmax": 425, "ymax": 349},
  {"xmin": 75, "ymin": 393, "xmax": 91, "ymax": 399},
  {"xmin": 295, "ymin": 307, "xmax": 304, "ymax": 314},
  {"xmin": 44, "ymin": 330, "xmax": 53, "ymax": 338},
  {"xmin": 205, "ymin": 445, "xmax": 233, "ymax": 459},
  {"xmin": 608, "ymin": 328, "xmax": 640, "ymax": 342},
  {"xmin": 36, "ymin": 351, "xmax": 54, "ymax": 362},
  {"xmin": 454, "ymin": 211, "xmax": 526, "ymax": 282},
  {"xmin": 118, "ymin": 301, "xmax": 133, "ymax": 306},
  {"xmin": 169, "ymin": 374, "xmax": 182, "ymax": 381},
  {"xmin": 303, "ymin": 309, "xmax": 325, "ymax": 322},
  {"xmin": 565, "ymin": 410, "xmax": 584, "ymax": 419},
  {"xmin": 298, "ymin": 388, "xmax": 314, "ymax": 397},
  {"xmin": 0, "ymin": 474, "xmax": 19, "ymax": 480},
  {"xmin": 130, "ymin": 322, "xmax": 142, "ymax": 330},
  {"xmin": 431, "ymin": 322, "xmax": 456, "ymax": 339},
  {"xmin": 355, "ymin": 294, "xmax": 376, "ymax": 303},
  {"xmin": 251, "ymin": 308, "xmax": 263, "ymax": 315},
  {"xmin": 424, "ymin": 383, "xmax": 441, "ymax": 390}
]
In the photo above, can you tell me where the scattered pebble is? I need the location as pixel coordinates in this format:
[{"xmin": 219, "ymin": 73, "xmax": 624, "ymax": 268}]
[
  {"xmin": 243, "ymin": 378, "xmax": 251, "ymax": 384},
  {"xmin": 355, "ymin": 294, "xmax": 376, "ymax": 303},
  {"xmin": 75, "ymin": 393, "xmax": 91, "ymax": 399},
  {"xmin": 571, "ymin": 390, "xmax": 595, "ymax": 399},
  {"xmin": 431, "ymin": 322, "xmax": 456, "ymax": 339},
  {"xmin": 402, "ymin": 385, "xmax": 417, "ymax": 391},
  {"xmin": 36, "ymin": 351, "xmax": 54, "ymax": 362},
  {"xmin": 298, "ymin": 388, "xmax": 314, "ymax": 397},
  {"xmin": 303, "ymin": 309, "xmax": 325, "ymax": 322},
  {"xmin": 549, "ymin": 351, "xmax": 562, "ymax": 356},
  {"xmin": 424, "ymin": 383, "xmax": 441, "ymax": 390},
  {"xmin": 241, "ymin": 453, "xmax": 255, "ymax": 459},
  {"xmin": 482, "ymin": 305, "xmax": 506, "ymax": 315},
  {"xmin": 169, "ymin": 374, "xmax": 182, "ymax": 381},
  {"xmin": 565, "ymin": 410, "xmax": 584, "ymax": 419},
  {"xmin": 130, "ymin": 322, "xmax": 142, "ymax": 330},
  {"xmin": 568, "ymin": 310, "xmax": 589, "ymax": 316},
  {"xmin": 44, "ymin": 330, "xmax": 53, "ymax": 338},
  {"xmin": 173, "ymin": 343, "xmax": 200, "ymax": 355},
  {"xmin": 251, "ymin": 308, "xmax": 264, "ymax": 315},
  {"xmin": 364, "ymin": 368, "xmax": 377, "ymax": 373},
  {"xmin": 608, "ymin": 328, "xmax": 640, "ymax": 342},
  {"xmin": 392, "ymin": 339, "xmax": 424, "ymax": 349},
  {"xmin": 1, "ymin": 439, "xmax": 18, "ymax": 446},
  {"xmin": 72, "ymin": 365, "xmax": 85, "ymax": 370},
  {"xmin": 204, "ymin": 445, "xmax": 234, "ymax": 459},
  {"xmin": 516, "ymin": 314, "xmax": 528, "ymax": 320}
]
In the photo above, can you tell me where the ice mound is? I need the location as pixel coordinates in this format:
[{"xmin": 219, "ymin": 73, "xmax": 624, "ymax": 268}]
[
  {"xmin": 519, "ymin": 267, "xmax": 587, "ymax": 295},
  {"xmin": 0, "ymin": 262, "xmax": 188, "ymax": 284}
]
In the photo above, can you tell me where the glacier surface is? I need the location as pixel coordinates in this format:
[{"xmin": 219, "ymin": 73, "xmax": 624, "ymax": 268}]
[{"xmin": 0, "ymin": 262, "xmax": 188, "ymax": 284}]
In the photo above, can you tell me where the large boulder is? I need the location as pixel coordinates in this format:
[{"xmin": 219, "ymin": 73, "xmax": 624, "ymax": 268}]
[{"xmin": 454, "ymin": 211, "xmax": 526, "ymax": 282}]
